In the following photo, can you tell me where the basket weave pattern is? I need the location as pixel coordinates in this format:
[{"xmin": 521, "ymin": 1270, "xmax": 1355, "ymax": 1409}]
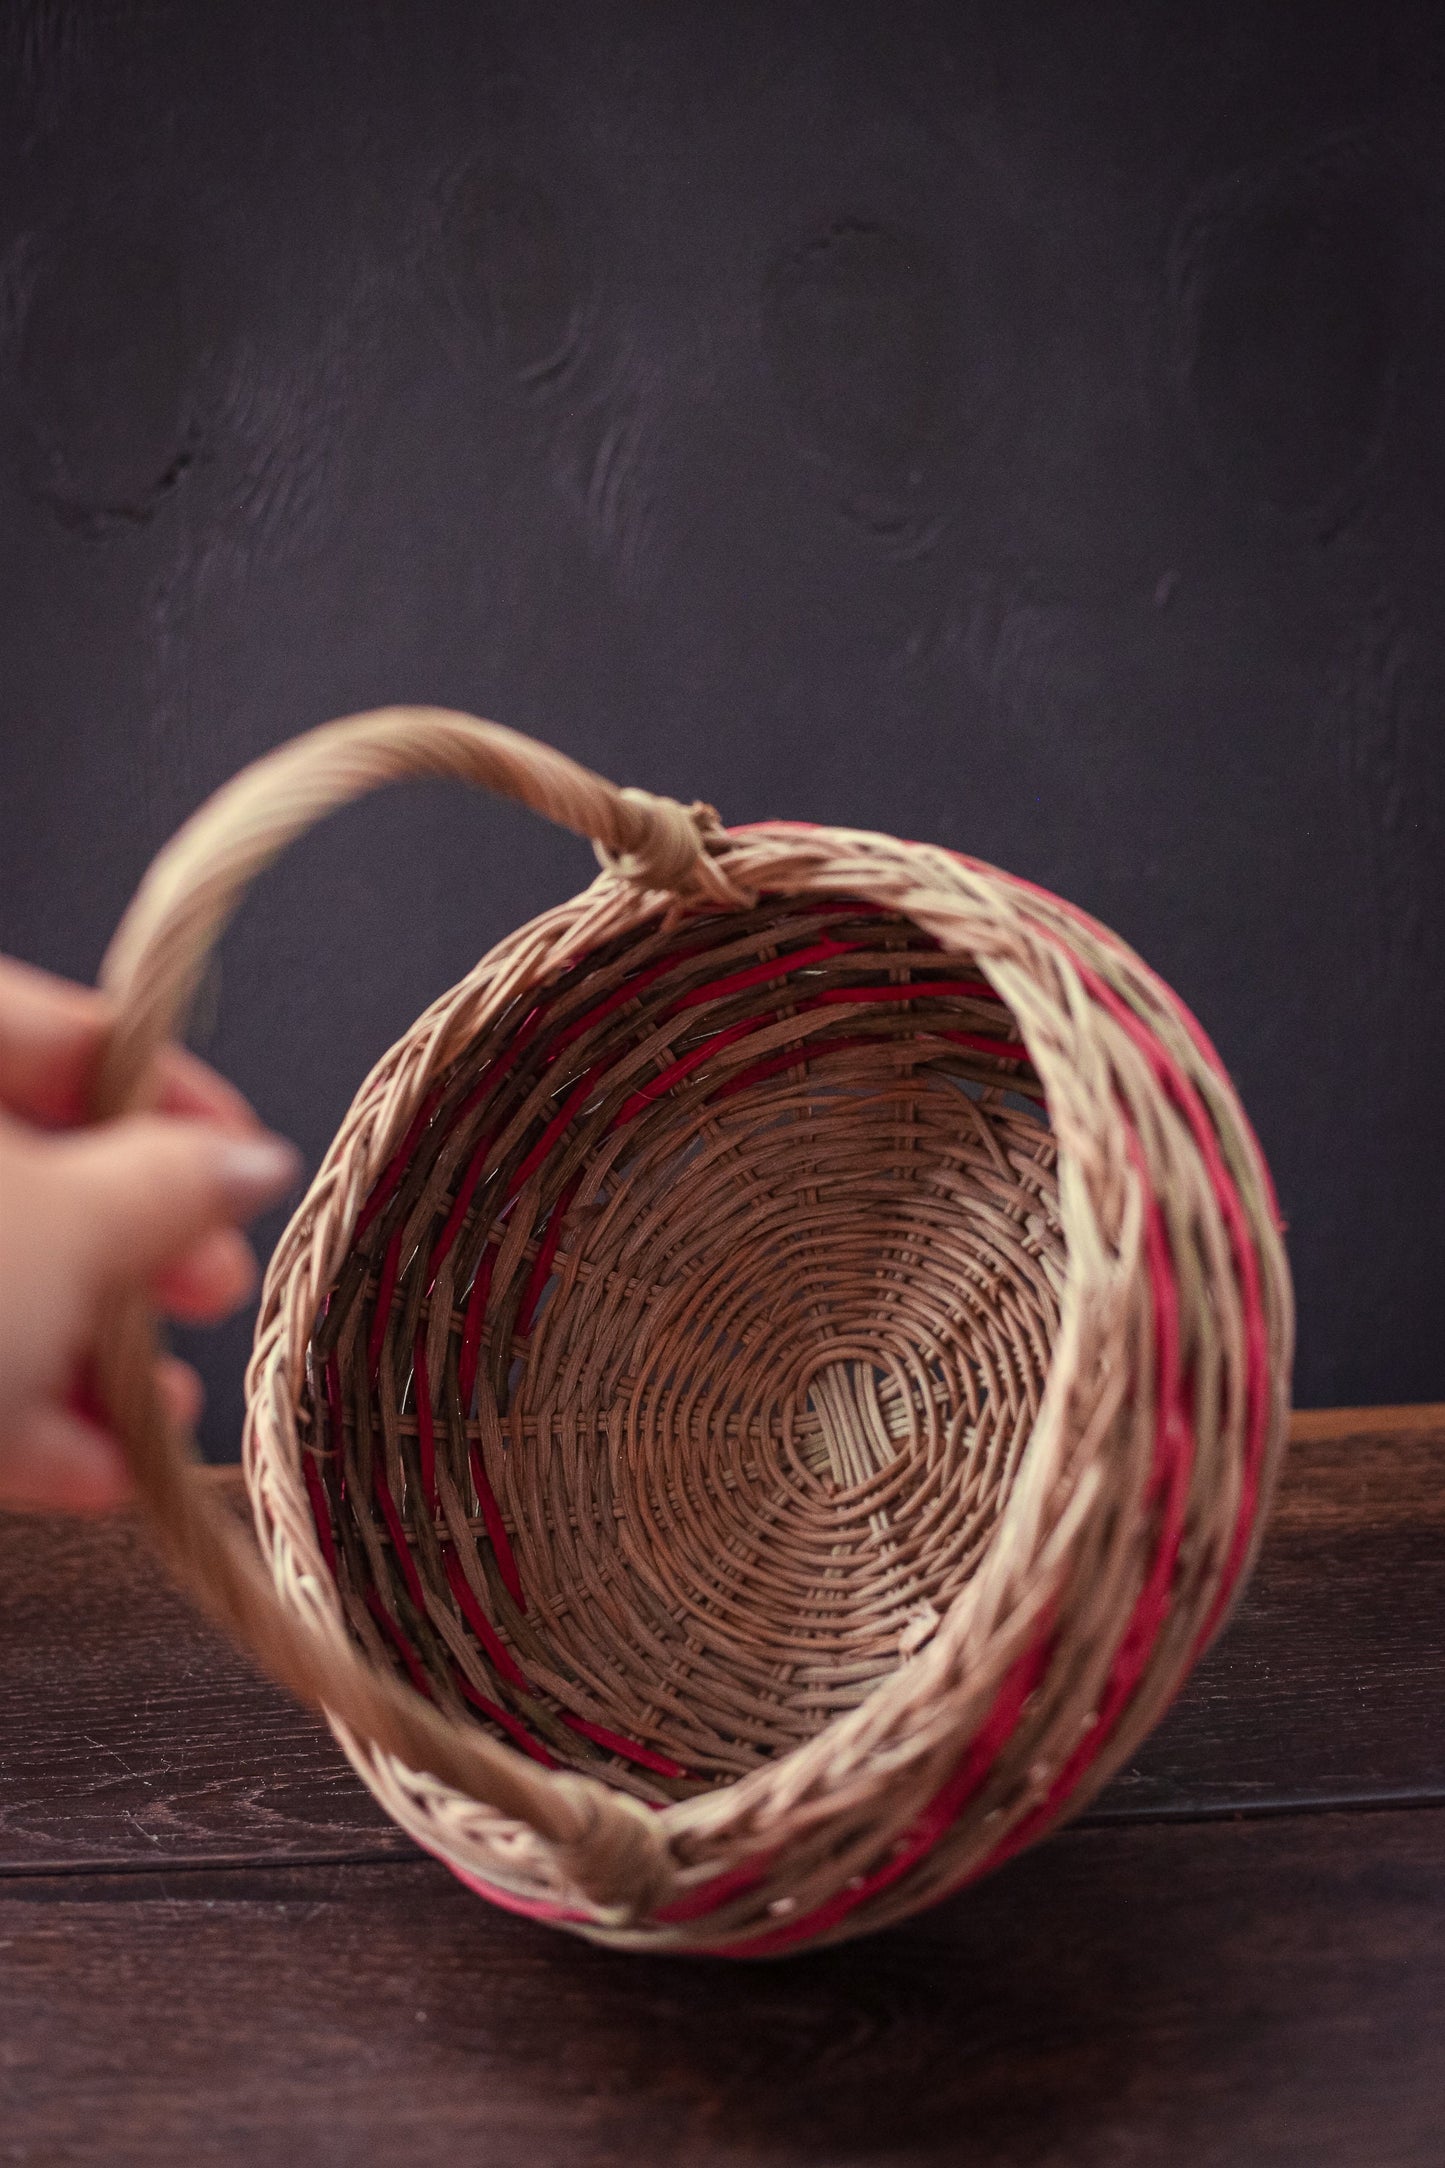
[{"xmin": 96, "ymin": 711, "xmax": 1293, "ymax": 1956}]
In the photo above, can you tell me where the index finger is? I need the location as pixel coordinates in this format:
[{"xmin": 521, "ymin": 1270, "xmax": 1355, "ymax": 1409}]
[{"xmin": 0, "ymin": 954, "xmax": 259, "ymax": 1132}]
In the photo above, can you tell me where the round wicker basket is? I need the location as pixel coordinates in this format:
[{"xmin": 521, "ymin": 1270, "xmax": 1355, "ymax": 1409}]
[{"xmin": 94, "ymin": 707, "xmax": 1293, "ymax": 1956}]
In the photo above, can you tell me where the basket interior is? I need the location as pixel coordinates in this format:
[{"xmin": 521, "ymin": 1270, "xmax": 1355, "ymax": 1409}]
[{"xmin": 305, "ymin": 900, "xmax": 1064, "ymax": 1803}]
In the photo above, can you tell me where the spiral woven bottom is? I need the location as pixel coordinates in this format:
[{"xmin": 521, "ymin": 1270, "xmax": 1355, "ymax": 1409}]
[{"xmin": 304, "ymin": 902, "xmax": 1060, "ymax": 1803}]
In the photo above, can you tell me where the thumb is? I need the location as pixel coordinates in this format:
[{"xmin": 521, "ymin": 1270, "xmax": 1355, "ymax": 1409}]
[{"xmin": 52, "ymin": 1116, "xmax": 302, "ymax": 1288}]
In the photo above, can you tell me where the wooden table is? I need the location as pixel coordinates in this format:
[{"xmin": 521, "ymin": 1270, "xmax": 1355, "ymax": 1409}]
[{"xmin": 1, "ymin": 1407, "xmax": 1442, "ymax": 2164}]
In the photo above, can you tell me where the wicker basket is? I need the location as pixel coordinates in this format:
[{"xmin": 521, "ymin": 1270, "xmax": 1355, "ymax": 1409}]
[{"xmin": 94, "ymin": 707, "xmax": 1293, "ymax": 1956}]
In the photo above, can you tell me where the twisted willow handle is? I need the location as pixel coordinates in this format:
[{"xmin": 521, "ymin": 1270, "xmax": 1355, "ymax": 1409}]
[{"xmin": 87, "ymin": 706, "xmax": 737, "ymax": 1917}]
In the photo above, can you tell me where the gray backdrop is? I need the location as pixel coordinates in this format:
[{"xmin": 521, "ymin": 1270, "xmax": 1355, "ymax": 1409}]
[{"xmin": 1, "ymin": 2, "xmax": 1442, "ymax": 1452}]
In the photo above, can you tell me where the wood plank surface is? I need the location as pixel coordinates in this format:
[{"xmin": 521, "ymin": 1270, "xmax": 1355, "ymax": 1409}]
[
  {"xmin": 2, "ymin": 1810, "xmax": 1443, "ymax": 2166},
  {"xmin": 2, "ymin": 1409, "xmax": 1443, "ymax": 2163},
  {"xmin": 0, "ymin": 1489, "xmax": 402, "ymax": 1873},
  {"xmin": 1094, "ymin": 1404, "xmax": 1445, "ymax": 1820},
  {"xmin": 2, "ymin": 1411, "xmax": 1441, "ymax": 1872}
]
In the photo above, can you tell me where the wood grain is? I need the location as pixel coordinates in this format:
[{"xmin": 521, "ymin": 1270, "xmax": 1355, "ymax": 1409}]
[
  {"xmin": 2, "ymin": 1811, "xmax": 1443, "ymax": 2165},
  {"xmin": 1095, "ymin": 1404, "xmax": 1445, "ymax": 1820},
  {"xmin": 1, "ymin": 1410, "xmax": 1442, "ymax": 2161},
  {"xmin": 0, "ymin": 1486, "xmax": 402, "ymax": 1874},
  {"xmin": 1, "ymin": 1410, "xmax": 1441, "ymax": 1872}
]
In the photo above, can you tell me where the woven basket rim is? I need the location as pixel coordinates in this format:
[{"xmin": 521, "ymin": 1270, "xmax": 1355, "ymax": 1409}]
[{"xmin": 242, "ymin": 816, "xmax": 1234, "ymax": 1860}]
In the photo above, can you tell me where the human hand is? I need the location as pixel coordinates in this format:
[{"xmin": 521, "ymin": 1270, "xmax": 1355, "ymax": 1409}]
[{"xmin": 0, "ymin": 954, "xmax": 300, "ymax": 1512}]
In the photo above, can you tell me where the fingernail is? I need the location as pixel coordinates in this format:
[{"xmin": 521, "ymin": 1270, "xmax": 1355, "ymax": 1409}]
[{"xmin": 215, "ymin": 1134, "xmax": 303, "ymax": 1218}]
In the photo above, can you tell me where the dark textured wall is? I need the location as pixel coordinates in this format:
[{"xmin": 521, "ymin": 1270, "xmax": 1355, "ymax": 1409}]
[{"xmin": 1, "ymin": 2, "xmax": 1441, "ymax": 1452}]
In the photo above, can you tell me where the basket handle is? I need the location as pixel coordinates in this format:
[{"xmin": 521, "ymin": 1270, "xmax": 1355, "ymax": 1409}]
[{"xmin": 89, "ymin": 707, "xmax": 741, "ymax": 1919}]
